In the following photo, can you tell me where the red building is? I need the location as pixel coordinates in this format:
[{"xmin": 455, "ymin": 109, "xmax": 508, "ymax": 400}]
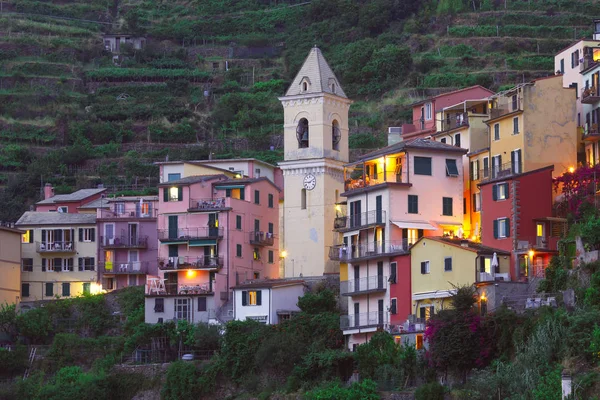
[
  {"xmin": 401, "ymin": 86, "xmax": 495, "ymax": 140},
  {"xmin": 389, "ymin": 253, "xmax": 411, "ymax": 326},
  {"xmin": 479, "ymin": 165, "xmax": 567, "ymax": 280},
  {"xmin": 35, "ymin": 185, "xmax": 106, "ymax": 213}
]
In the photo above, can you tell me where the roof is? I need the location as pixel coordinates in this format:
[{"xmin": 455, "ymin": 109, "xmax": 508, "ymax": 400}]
[
  {"xmin": 411, "ymin": 85, "xmax": 495, "ymax": 106},
  {"xmin": 0, "ymin": 225, "xmax": 25, "ymax": 234},
  {"xmin": 349, "ymin": 138, "xmax": 467, "ymax": 165},
  {"xmin": 478, "ymin": 165, "xmax": 554, "ymax": 187},
  {"xmin": 16, "ymin": 212, "xmax": 97, "ymax": 226},
  {"xmin": 106, "ymin": 196, "xmax": 158, "ymax": 202},
  {"xmin": 555, "ymin": 38, "xmax": 600, "ymax": 56},
  {"xmin": 158, "ymin": 175, "xmax": 227, "ymax": 187},
  {"xmin": 36, "ymin": 188, "xmax": 106, "ymax": 205},
  {"xmin": 415, "ymin": 236, "xmax": 510, "ymax": 255},
  {"xmin": 232, "ymin": 279, "xmax": 305, "ymax": 290},
  {"xmin": 77, "ymin": 198, "xmax": 110, "ymax": 210},
  {"xmin": 155, "ymin": 158, "xmax": 277, "ymax": 169},
  {"xmin": 285, "ymin": 47, "xmax": 347, "ymax": 98},
  {"xmin": 213, "ymin": 176, "xmax": 282, "ymax": 192}
]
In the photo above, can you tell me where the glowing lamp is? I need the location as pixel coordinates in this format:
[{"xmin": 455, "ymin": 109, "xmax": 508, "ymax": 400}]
[
  {"xmin": 335, "ymin": 204, "xmax": 342, "ymax": 212},
  {"xmin": 480, "ymin": 292, "xmax": 487, "ymax": 301},
  {"xmin": 568, "ymin": 167, "xmax": 575, "ymax": 173},
  {"xmin": 528, "ymin": 250, "xmax": 535, "ymax": 259},
  {"xmin": 186, "ymin": 269, "xmax": 196, "ymax": 278},
  {"xmin": 280, "ymin": 250, "xmax": 288, "ymax": 258}
]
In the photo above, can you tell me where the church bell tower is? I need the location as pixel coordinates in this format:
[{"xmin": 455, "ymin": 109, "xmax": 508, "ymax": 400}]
[{"xmin": 279, "ymin": 47, "xmax": 352, "ymax": 277}]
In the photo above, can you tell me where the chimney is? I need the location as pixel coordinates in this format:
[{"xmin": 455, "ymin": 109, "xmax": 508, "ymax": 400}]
[
  {"xmin": 460, "ymin": 239, "xmax": 469, "ymax": 247},
  {"xmin": 388, "ymin": 127, "xmax": 402, "ymax": 146},
  {"xmin": 44, "ymin": 183, "xmax": 54, "ymax": 200}
]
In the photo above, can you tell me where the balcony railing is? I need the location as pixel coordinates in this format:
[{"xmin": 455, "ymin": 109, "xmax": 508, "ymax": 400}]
[
  {"xmin": 479, "ymin": 161, "xmax": 523, "ymax": 183},
  {"xmin": 36, "ymin": 241, "xmax": 75, "ymax": 253},
  {"xmin": 341, "ymin": 275, "xmax": 387, "ymax": 296},
  {"xmin": 516, "ymin": 236, "xmax": 558, "ymax": 251},
  {"xmin": 158, "ymin": 255, "xmax": 223, "ymax": 270},
  {"xmin": 99, "ymin": 207, "xmax": 157, "ymax": 219},
  {"xmin": 334, "ymin": 210, "xmax": 386, "ymax": 231},
  {"xmin": 476, "ymin": 271, "xmax": 511, "ymax": 283},
  {"xmin": 581, "ymin": 124, "xmax": 600, "ymax": 139},
  {"xmin": 440, "ymin": 112, "xmax": 469, "ymax": 132},
  {"xmin": 489, "ymin": 98, "xmax": 522, "ymax": 120},
  {"xmin": 146, "ymin": 281, "xmax": 214, "ymax": 296},
  {"xmin": 158, "ymin": 227, "xmax": 223, "ymax": 241},
  {"xmin": 188, "ymin": 197, "xmax": 228, "ymax": 212},
  {"xmin": 582, "ymin": 85, "xmax": 600, "ymax": 104},
  {"xmin": 249, "ymin": 231, "xmax": 274, "ymax": 246},
  {"xmin": 329, "ymin": 239, "xmax": 409, "ymax": 262},
  {"xmin": 100, "ymin": 235, "xmax": 148, "ymax": 249},
  {"xmin": 340, "ymin": 311, "xmax": 389, "ymax": 330},
  {"xmin": 100, "ymin": 261, "xmax": 149, "ymax": 274}
]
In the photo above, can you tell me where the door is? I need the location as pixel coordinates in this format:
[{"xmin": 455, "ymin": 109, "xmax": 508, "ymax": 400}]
[
  {"xmin": 354, "ymin": 303, "xmax": 359, "ymax": 328},
  {"xmin": 168, "ymin": 216, "xmax": 178, "ymax": 239},
  {"xmin": 208, "ymin": 213, "xmax": 219, "ymax": 237},
  {"xmin": 105, "ymin": 224, "xmax": 114, "ymax": 245},
  {"xmin": 128, "ymin": 223, "xmax": 138, "ymax": 246},
  {"xmin": 378, "ymin": 299, "xmax": 384, "ymax": 325},
  {"xmin": 165, "ymin": 272, "xmax": 178, "ymax": 295},
  {"xmin": 377, "ymin": 262, "xmax": 384, "ymax": 289},
  {"xmin": 129, "ymin": 250, "xmax": 139, "ymax": 271},
  {"xmin": 375, "ymin": 195, "xmax": 383, "ymax": 224},
  {"xmin": 354, "ymin": 265, "xmax": 360, "ymax": 292},
  {"xmin": 350, "ymin": 200, "xmax": 361, "ymax": 228}
]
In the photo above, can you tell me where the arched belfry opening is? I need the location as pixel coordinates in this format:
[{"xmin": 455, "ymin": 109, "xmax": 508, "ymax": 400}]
[{"xmin": 297, "ymin": 118, "xmax": 309, "ymax": 148}]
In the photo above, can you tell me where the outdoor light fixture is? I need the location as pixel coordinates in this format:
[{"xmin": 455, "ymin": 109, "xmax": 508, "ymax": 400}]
[
  {"xmin": 280, "ymin": 250, "xmax": 288, "ymax": 258},
  {"xmin": 568, "ymin": 167, "xmax": 575, "ymax": 173},
  {"xmin": 528, "ymin": 249, "xmax": 535, "ymax": 259}
]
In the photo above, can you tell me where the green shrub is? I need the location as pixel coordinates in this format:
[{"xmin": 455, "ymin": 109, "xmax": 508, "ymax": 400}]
[
  {"xmin": 0, "ymin": 345, "xmax": 28, "ymax": 377},
  {"xmin": 161, "ymin": 361, "xmax": 200, "ymax": 400},
  {"xmin": 305, "ymin": 379, "xmax": 379, "ymax": 400},
  {"xmin": 415, "ymin": 382, "xmax": 444, "ymax": 400}
]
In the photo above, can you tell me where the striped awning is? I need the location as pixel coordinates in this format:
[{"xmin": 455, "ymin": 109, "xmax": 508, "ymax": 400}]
[{"xmin": 189, "ymin": 239, "xmax": 217, "ymax": 247}]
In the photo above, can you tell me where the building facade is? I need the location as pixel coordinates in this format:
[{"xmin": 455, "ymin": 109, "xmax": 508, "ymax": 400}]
[
  {"xmin": 0, "ymin": 225, "xmax": 24, "ymax": 305},
  {"xmin": 232, "ymin": 279, "xmax": 305, "ymax": 324}
]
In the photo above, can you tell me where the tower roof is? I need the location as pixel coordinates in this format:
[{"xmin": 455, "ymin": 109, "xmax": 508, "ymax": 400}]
[{"xmin": 285, "ymin": 47, "xmax": 347, "ymax": 98}]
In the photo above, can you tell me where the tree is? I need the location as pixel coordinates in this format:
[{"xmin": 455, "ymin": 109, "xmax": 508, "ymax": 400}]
[
  {"xmin": 0, "ymin": 303, "xmax": 17, "ymax": 337},
  {"xmin": 297, "ymin": 289, "xmax": 337, "ymax": 314}
]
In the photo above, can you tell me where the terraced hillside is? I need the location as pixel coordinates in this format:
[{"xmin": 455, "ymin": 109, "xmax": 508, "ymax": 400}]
[{"xmin": 0, "ymin": 0, "xmax": 599, "ymax": 219}]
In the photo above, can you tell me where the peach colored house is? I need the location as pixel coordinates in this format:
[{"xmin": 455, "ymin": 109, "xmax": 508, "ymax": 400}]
[
  {"xmin": 331, "ymin": 138, "xmax": 466, "ymax": 350},
  {"xmin": 145, "ymin": 171, "xmax": 280, "ymax": 324}
]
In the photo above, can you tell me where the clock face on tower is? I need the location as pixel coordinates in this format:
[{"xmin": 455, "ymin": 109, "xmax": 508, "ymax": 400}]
[{"xmin": 303, "ymin": 174, "xmax": 316, "ymax": 190}]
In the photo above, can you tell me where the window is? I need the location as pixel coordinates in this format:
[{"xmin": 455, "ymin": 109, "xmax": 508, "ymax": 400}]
[
  {"xmin": 79, "ymin": 228, "xmax": 95, "ymax": 242},
  {"xmin": 302, "ymin": 82, "xmax": 308, "ymax": 92},
  {"xmin": 408, "ymin": 195, "xmax": 418, "ymax": 214},
  {"xmin": 390, "ymin": 298, "xmax": 397, "ymax": 315},
  {"xmin": 236, "ymin": 215, "xmax": 242, "ymax": 230},
  {"xmin": 407, "ymin": 229, "xmax": 419, "ymax": 246},
  {"xmin": 494, "ymin": 123, "xmax": 500, "ymax": 140},
  {"xmin": 57, "ymin": 206, "xmax": 68, "ymax": 213},
  {"xmin": 45, "ymin": 282, "xmax": 54, "ymax": 297},
  {"xmin": 22, "ymin": 283, "xmax": 30, "ymax": 297},
  {"xmin": 268, "ymin": 193, "xmax": 274, "ymax": 208},
  {"xmin": 332, "ymin": 120, "xmax": 341, "ymax": 151},
  {"xmin": 445, "ymin": 159, "xmax": 459, "ymax": 177},
  {"xmin": 268, "ymin": 222, "xmax": 274, "ymax": 234},
  {"xmin": 560, "ymin": 58, "xmax": 564, "ymax": 73},
  {"xmin": 513, "ymin": 117, "xmax": 519, "ymax": 134},
  {"xmin": 242, "ymin": 290, "xmax": 262, "ymax": 306},
  {"xmin": 297, "ymin": 118, "xmax": 309, "ymax": 148},
  {"xmin": 236, "ymin": 244, "xmax": 242, "ymax": 258},
  {"xmin": 253, "ymin": 248, "xmax": 261, "ymax": 260},
  {"xmin": 420, "ymin": 261, "xmax": 430, "ymax": 274},
  {"xmin": 254, "ymin": 190, "xmax": 260, "ymax": 205},
  {"xmin": 440, "ymin": 138, "xmax": 446, "ymax": 144},
  {"xmin": 442, "ymin": 197, "xmax": 453, "ymax": 216},
  {"xmin": 463, "ymin": 197, "xmax": 467, "ymax": 215},
  {"xmin": 493, "ymin": 183, "xmax": 509, "ymax": 201},
  {"xmin": 454, "ymin": 133, "xmax": 461, "ymax": 148},
  {"xmin": 268, "ymin": 250, "xmax": 274, "ymax": 263},
  {"xmin": 472, "ymin": 192, "xmax": 481, "ymax": 212},
  {"xmin": 115, "ymin": 203, "xmax": 125, "ymax": 214},
  {"xmin": 389, "ymin": 262, "xmax": 397, "ymax": 284},
  {"xmin": 444, "ymin": 257, "xmax": 452, "ymax": 272},
  {"xmin": 492, "ymin": 155, "xmax": 502, "ymax": 178},
  {"xmin": 62, "ymin": 283, "xmax": 71, "ymax": 297},
  {"xmin": 511, "ymin": 94, "xmax": 518, "ymax": 111},
  {"xmin": 301, "ymin": 189, "xmax": 307, "ymax": 210},
  {"xmin": 83, "ymin": 282, "xmax": 91, "ymax": 295},
  {"xmin": 511, "ymin": 149, "xmax": 522, "ymax": 174},
  {"xmin": 167, "ymin": 173, "xmax": 181, "ymax": 182},
  {"xmin": 154, "ymin": 298, "xmax": 164, "ymax": 312},
  {"xmin": 416, "ymin": 334, "xmax": 424, "ymax": 350},
  {"xmin": 414, "ymin": 156, "xmax": 432, "ymax": 176},
  {"xmin": 537, "ymin": 223, "xmax": 544, "ymax": 237},
  {"xmin": 471, "ymin": 160, "xmax": 479, "ymax": 181},
  {"xmin": 165, "ymin": 186, "xmax": 182, "ymax": 202},
  {"xmin": 425, "ymin": 102, "xmax": 432, "ymax": 120},
  {"xmin": 22, "ymin": 258, "xmax": 33, "ymax": 272},
  {"xmin": 174, "ymin": 298, "xmax": 191, "ymax": 321},
  {"xmin": 494, "ymin": 218, "xmax": 510, "ymax": 239},
  {"xmin": 198, "ymin": 297, "xmax": 207, "ymax": 312},
  {"xmin": 78, "ymin": 257, "xmax": 95, "ymax": 271},
  {"xmin": 22, "ymin": 230, "xmax": 33, "ymax": 243}
]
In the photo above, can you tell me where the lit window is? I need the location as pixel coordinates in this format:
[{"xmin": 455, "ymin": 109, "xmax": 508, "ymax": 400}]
[
  {"xmin": 249, "ymin": 291, "xmax": 257, "ymax": 305},
  {"xmin": 536, "ymin": 223, "xmax": 544, "ymax": 237},
  {"xmin": 21, "ymin": 230, "xmax": 33, "ymax": 243},
  {"xmin": 416, "ymin": 334, "xmax": 424, "ymax": 350},
  {"xmin": 407, "ymin": 229, "xmax": 418, "ymax": 245},
  {"xmin": 169, "ymin": 187, "xmax": 179, "ymax": 201}
]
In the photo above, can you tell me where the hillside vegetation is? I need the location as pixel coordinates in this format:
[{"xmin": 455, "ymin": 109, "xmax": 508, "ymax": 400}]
[{"xmin": 0, "ymin": 0, "xmax": 599, "ymax": 219}]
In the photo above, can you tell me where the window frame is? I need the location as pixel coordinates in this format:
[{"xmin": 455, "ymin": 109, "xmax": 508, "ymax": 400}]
[
  {"xmin": 420, "ymin": 260, "xmax": 430, "ymax": 274},
  {"xmin": 236, "ymin": 215, "xmax": 242, "ymax": 230},
  {"xmin": 22, "ymin": 283, "xmax": 30, "ymax": 297},
  {"xmin": 513, "ymin": 116, "xmax": 519, "ymax": 134},
  {"xmin": 444, "ymin": 257, "xmax": 452, "ymax": 272},
  {"xmin": 408, "ymin": 195, "xmax": 418, "ymax": 214},
  {"xmin": 414, "ymin": 156, "xmax": 432, "ymax": 176},
  {"xmin": 154, "ymin": 298, "xmax": 164, "ymax": 312},
  {"xmin": 236, "ymin": 244, "xmax": 242, "ymax": 258},
  {"xmin": 22, "ymin": 258, "xmax": 33, "ymax": 272},
  {"xmin": 445, "ymin": 159, "xmax": 459, "ymax": 177},
  {"xmin": 268, "ymin": 193, "xmax": 274, "ymax": 208},
  {"xmin": 268, "ymin": 250, "xmax": 274, "ymax": 264},
  {"xmin": 442, "ymin": 197, "xmax": 453, "ymax": 216},
  {"xmin": 494, "ymin": 123, "xmax": 500, "ymax": 141}
]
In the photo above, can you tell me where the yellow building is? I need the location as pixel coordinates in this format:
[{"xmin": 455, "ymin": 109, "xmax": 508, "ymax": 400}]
[
  {"xmin": 410, "ymin": 237, "xmax": 510, "ymax": 319},
  {"xmin": 0, "ymin": 225, "xmax": 24, "ymax": 305},
  {"xmin": 486, "ymin": 76, "xmax": 578, "ymax": 181}
]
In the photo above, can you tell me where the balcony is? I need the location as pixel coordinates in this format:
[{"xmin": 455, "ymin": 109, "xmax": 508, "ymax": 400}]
[
  {"xmin": 100, "ymin": 261, "xmax": 149, "ymax": 274},
  {"xmin": 343, "ymin": 157, "xmax": 407, "ymax": 194},
  {"xmin": 36, "ymin": 241, "xmax": 75, "ymax": 253},
  {"xmin": 440, "ymin": 112, "xmax": 469, "ymax": 132},
  {"xmin": 99, "ymin": 207, "xmax": 157, "ymax": 219},
  {"xmin": 476, "ymin": 271, "xmax": 511, "ymax": 283},
  {"xmin": 582, "ymin": 86, "xmax": 600, "ymax": 104},
  {"xmin": 479, "ymin": 161, "xmax": 523, "ymax": 183},
  {"xmin": 188, "ymin": 197, "xmax": 228, "ymax": 212},
  {"xmin": 329, "ymin": 239, "xmax": 409, "ymax": 262},
  {"xmin": 516, "ymin": 236, "xmax": 558, "ymax": 252},
  {"xmin": 334, "ymin": 210, "xmax": 386, "ymax": 231},
  {"xmin": 340, "ymin": 311, "xmax": 388, "ymax": 331},
  {"xmin": 489, "ymin": 98, "xmax": 522, "ymax": 120},
  {"xmin": 146, "ymin": 281, "xmax": 214, "ymax": 296},
  {"xmin": 249, "ymin": 231, "xmax": 274, "ymax": 246},
  {"xmin": 158, "ymin": 255, "xmax": 223, "ymax": 270},
  {"xmin": 581, "ymin": 124, "xmax": 600, "ymax": 141},
  {"xmin": 341, "ymin": 275, "xmax": 387, "ymax": 296},
  {"xmin": 158, "ymin": 227, "xmax": 223, "ymax": 242},
  {"xmin": 100, "ymin": 235, "xmax": 148, "ymax": 249}
]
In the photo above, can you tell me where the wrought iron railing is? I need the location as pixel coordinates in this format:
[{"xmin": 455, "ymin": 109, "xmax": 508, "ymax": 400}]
[
  {"xmin": 329, "ymin": 239, "xmax": 409, "ymax": 262},
  {"xmin": 188, "ymin": 197, "xmax": 227, "ymax": 211},
  {"xmin": 340, "ymin": 311, "xmax": 389, "ymax": 330},
  {"xmin": 248, "ymin": 231, "xmax": 275, "ymax": 246},
  {"xmin": 341, "ymin": 275, "xmax": 387, "ymax": 295},
  {"xmin": 100, "ymin": 235, "xmax": 148, "ymax": 248},
  {"xmin": 36, "ymin": 241, "xmax": 75, "ymax": 253},
  {"xmin": 334, "ymin": 210, "xmax": 386, "ymax": 230},
  {"xmin": 100, "ymin": 261, "xmax": 149, "ymax": 274},
  {"xmin": 158, "ymin": 255, "xmax": 223, "ymax": 270},
  {"xmin": 158, "ymin": 227, "xmax": 223, "ymax": 241}
]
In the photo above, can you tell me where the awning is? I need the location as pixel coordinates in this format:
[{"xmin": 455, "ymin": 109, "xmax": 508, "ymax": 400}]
[
  {"xmin": 215, "ymin": 185, "xmax": 245, "ymax": 190},
  {"xmin": 189, "ymin": 239, "xmax": 217, "ymax": 247},
  {"xmin": 160, "ymin": 240, "xmax": 187, "ymax": 245},
  {"xmin": 391, "ymin": 221, "xmax": 437, "ymax": 230}
]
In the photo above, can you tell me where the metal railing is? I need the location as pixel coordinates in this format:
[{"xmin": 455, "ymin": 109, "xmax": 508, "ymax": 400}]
[
  {"xmin": 36, "ymin": 241, "xmax": 75, "ymax": 253},
  {"xmin": 329, "ymin": 239, "xmax": 409, "ymax": 262},
  {"xmin": 152, "ymin": 282, "xmax": 214, "ymax": 295},
  {"xmin": 340, "ymin": 311, "xmax": 389, "ymax": 330},
  {"xmin": 581, "ymin": 124, "xmax": 600, "ymax": 138},
  {"xmin": 341, "ymin": 275, "xmax": 387, "ymax": 295},
  {"xmin": 479, "ymin": 161, "xmax": 522, "ymax": 183},
  {"xmin": 100, "ymin": 235, "xmax": 148, "ymax": 248},
  {"xmin": 440, "ymin": 112, "xmax": 469, "ymax": 132},
  {"xmin": 582, "ymin": 85, "xmax": 600, "ymax": 103},
  {"xmin": 516, "ymin": 236, "xmax": 557, "ymax": 251},
  {"xmin": 189, "ymin": 197, "xmax": 227, "ymax": 211},
  {"xmin": 248, "ymin": 231, "xmax": 275, "ymax": 246},
  {"xmin": 99, "ymin": 207, "xmax": 157, "ymax": 219},
  {"xmin": 100, "ymin": 261, "xmax": 149, "ymax": 274},
  {"xmin": 158, "ymin": 255, "xmax": 223, "ymax": 270},
  {"xmin": 158, "ymin": 227, "xmax": 223, "ymax": 241},
  {"xmin": 489, "ymin": 97, "xmax": 522, "ymax": 119},
  {"xmin": 334, "ymin": 210, "xmax": 386, "ymax": 231}
]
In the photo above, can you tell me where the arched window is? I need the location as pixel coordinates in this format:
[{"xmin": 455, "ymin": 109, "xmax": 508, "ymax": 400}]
[
  {"xmin": 331, "ymin": 83, "xmax": 336, "ymax": 93},
  {"xmin": 332, "ymin": 120, "xmax": 341, "ymax": 151},
  {"xmin": 302, "ymin": 82, "xmax": 308, "ymax": 92},
  {"xmin": 301, "ymin": 189, "xmax": 307, "ymax": 210},
  {"xmin": 297, "ymin": 118, "xmax": 309, "ymax": 148}
]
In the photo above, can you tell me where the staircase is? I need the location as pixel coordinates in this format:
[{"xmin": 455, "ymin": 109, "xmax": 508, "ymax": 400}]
[
  {"xmin": 23, "ymin": 347, "xmax": 36, "ymax": 379},
  {"xmin": 215, "ymin": 301, "xmax": 234, "ymax": 325}
]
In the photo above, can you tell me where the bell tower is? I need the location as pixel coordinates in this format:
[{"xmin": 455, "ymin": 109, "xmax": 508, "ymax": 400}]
[{"xmin": 278, "ymin": 47, "xmax": 352, "ymax": 277}]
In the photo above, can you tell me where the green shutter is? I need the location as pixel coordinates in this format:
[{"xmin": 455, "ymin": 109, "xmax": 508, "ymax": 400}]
[
  {"xmin": 22, "ymin": 283, "xmax": 29, "ymax": 297},
  {"xmin": 78, "ymin": 258, "xmax": 83, "ymax": 271},
  {"xmin": 493, "ymin": 220, "xmax": 499, "ymax": 239},
  {"xmin": 492, "ymin": 185, "xmax": 498, "ymax": 201},
  {"xmin": 45, "ymin": 282, "xmax": 54, "ymax": 297},
  {"xmin": 242, "ymin": 291, "xmax": 247, "ymax": 306},
  {"xmin": 505, "ymin": 218, "xmax": 510, "ymax": 237},
  {"xmin": 178, "ymin": 186, "xmax": 183, "ymax": 201},
  {"xmin": 256, "ymin": 290, "xmax": 262, "ymax": 306},
  {"xmin": 240, "ymin": 189, "xmax": 245, "ymax": 200},
  {"xmin": 29, "ymin": 230, "xmax": 33, "ymax": 243},
  {"xmin": 62, "ymin": 283, "xmax": 70, "ymax": 297},
  {"xmin": 163, "ymin": 187, "xmax": 169, "ymax": 202},
  {"xmin": 504, "ymin": 183, "xmax": 510, "ymax": 199}
]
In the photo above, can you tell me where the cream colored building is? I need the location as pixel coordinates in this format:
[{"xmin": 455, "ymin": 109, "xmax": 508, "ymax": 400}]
[
  {"xmin": 0, "ymin": 226, "xmax": 24, "ymax": 305},
  {"xmin": 279, "ymin": 47, "xmax": 351, "ymax": 277},
  {"xmin": 16, "ymin": 212, "xmax": 99, "ymax": 302}
]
